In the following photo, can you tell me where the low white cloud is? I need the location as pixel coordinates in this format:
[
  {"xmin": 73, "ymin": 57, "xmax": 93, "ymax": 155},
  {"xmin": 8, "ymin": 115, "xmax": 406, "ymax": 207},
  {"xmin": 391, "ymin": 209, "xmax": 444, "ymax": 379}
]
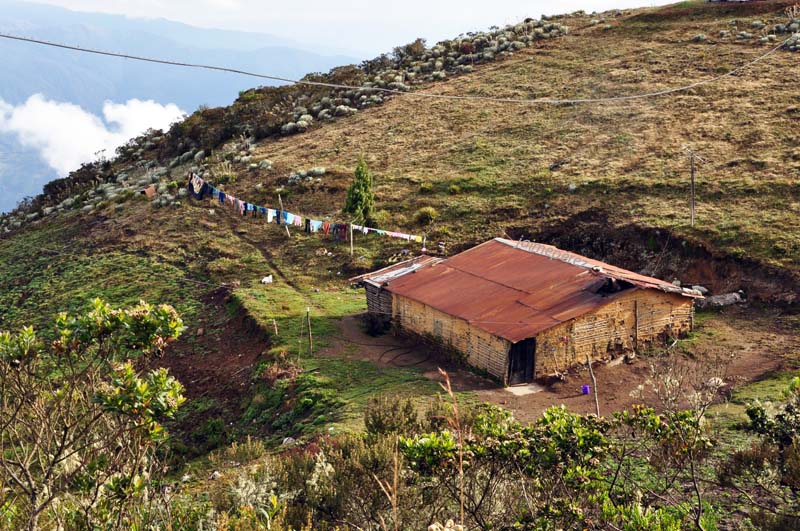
[{"xmin": 0, "ymin": 94, "xmax": 185, "ymax": 176}]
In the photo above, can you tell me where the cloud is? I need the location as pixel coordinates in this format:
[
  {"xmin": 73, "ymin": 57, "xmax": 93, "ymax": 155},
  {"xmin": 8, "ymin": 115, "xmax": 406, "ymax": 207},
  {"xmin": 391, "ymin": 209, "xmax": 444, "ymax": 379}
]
[{"xmin": 0, "ymin": 94, "xmax": 184, "ymax": 176}]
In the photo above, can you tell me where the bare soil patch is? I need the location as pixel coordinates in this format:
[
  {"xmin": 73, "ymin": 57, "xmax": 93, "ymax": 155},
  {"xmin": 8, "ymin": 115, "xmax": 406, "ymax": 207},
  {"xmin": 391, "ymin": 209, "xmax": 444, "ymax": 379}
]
[
  {"xmin": 151, "ymin": 288, "xmax": 268, "ymax": 423},
  {"xmin": 323, "ymin": 307, "xmax": 798, "ymax": 424}
]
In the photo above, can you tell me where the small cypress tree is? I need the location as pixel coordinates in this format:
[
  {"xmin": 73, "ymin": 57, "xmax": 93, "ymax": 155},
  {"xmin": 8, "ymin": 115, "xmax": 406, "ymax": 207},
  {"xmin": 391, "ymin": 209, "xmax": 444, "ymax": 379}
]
[{"xmin": 343, "ymin": 157, "xmax": 375, "ymax": 223}]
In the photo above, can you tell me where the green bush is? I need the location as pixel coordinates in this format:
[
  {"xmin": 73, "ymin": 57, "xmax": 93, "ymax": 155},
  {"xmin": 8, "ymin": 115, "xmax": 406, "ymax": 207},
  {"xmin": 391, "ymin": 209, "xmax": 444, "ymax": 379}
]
[
  {"xmin": 448, "ymin": 184, "xmax": 461, "ymax": 195},
  {"xmin": 370, "ymin": 209, "xmax": 392, "ymax": 228},
  {"xmin": 414, "ymin": 206, "xmax": 439, "ymax": 225},
  {"xmin": 364, "ymin": 395, "xmax": 419, "ymax": 436},
  {"xmin": 418, "ymin": 182, "xmax": 434, "ymax": 194}
]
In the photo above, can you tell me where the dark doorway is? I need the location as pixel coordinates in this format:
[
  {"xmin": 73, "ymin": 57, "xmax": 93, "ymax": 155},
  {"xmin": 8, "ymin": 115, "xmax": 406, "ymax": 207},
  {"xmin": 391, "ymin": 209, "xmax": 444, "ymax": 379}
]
[{"xmin": 508, "ymin": 338, "xmax": 535, "ymax": 385}]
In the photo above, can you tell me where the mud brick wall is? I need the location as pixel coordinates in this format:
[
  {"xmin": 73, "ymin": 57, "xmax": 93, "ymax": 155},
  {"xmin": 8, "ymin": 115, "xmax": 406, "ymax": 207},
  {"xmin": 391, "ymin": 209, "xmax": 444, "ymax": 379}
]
[
  {"xmin": 534, "ymin": 289, "xmax": 693, "ymax": 378},
  {"xmin": 392, "ymin": 294, "xmax": 511, "ymax": 381}
]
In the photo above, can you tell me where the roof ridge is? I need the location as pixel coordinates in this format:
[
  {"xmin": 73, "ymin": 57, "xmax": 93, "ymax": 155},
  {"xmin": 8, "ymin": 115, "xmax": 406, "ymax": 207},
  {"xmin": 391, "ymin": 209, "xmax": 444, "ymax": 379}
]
[
  {"xmin": 494, "ymin": 238, "xmax": 702, "ymax": 298},
  {"xmin": 494, "ymin": 238, "xmax": 595, "ymax": 268}
]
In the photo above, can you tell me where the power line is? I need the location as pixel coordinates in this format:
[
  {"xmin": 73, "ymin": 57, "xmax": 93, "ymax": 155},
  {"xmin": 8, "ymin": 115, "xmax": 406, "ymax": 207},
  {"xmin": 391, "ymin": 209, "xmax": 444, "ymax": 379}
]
[{"xmin": 0, "ymin": 32, "xmax": 793, "ymax": 106}]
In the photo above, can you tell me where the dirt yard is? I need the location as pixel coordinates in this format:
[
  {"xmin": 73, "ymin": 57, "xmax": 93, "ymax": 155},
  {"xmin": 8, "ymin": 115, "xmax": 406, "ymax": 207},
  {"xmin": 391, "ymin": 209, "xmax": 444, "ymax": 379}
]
[{"xmin": 324, "ymin": 306, "xmax": 799, "ymax": 423}]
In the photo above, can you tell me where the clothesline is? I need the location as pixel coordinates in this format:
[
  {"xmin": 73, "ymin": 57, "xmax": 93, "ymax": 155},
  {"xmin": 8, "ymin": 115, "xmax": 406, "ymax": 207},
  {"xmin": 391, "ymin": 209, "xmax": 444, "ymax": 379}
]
[{"xmin": 187, "ymin": 173, "xmax": 425, "ymax": 245}]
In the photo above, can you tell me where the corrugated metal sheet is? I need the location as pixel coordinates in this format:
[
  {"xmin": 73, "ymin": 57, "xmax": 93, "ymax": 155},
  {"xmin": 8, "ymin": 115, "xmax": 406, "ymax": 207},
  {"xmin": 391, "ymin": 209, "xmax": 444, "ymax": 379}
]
[
  {"xmin": 382, "ymin": 238, "xmax": 699, "ymax": 344},
  {"xmin": 349, "ymin": 255, "xmax": 443, "ymax": 287}
]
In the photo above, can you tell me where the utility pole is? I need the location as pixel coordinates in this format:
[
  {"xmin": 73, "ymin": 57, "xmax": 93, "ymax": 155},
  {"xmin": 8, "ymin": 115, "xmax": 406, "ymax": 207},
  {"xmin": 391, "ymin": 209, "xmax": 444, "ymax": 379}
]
[
  {"xmin": 683, "ymin": 148, "xmax": 707, "ymax": 228},
  {"xmin": 690, "ymin": 151, "xmax": 695, "ymax": 227}
]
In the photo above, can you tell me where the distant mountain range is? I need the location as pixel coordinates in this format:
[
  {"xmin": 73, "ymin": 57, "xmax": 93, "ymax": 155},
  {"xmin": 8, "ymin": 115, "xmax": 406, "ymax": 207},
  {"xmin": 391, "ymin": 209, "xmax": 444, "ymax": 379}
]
[{"xmin": 0, "ymin": 0, "xmax": 361, "ymax": 212}]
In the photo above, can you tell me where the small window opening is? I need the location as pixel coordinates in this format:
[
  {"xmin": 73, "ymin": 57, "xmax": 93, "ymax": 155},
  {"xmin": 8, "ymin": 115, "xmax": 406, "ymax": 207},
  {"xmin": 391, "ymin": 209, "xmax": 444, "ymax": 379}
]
[{"xmin": 594, "ymin": 277, "xmax": 635, "ymax": 295}]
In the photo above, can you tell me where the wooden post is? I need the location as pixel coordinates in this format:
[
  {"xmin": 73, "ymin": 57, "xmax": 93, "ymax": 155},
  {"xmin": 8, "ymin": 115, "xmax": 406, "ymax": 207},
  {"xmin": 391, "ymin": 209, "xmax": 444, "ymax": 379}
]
[
  {"xmin": 272, "ymin": 318, "xmax": 279, "ymax": 336},
  {"xmin": 587, "ymin": 350, "xmax": 600, "ymax": 417},
  {"xmin": 349, "ymin": 223, "xmax": 354, "ymax": 256},
  {"xmin": 278, "ymin": 194, "xmax": 291, "ymax": 238},
  {"xmin": 306, "ymin": 307, "xmax": 313, "ymax": 355},
  {"xmin": 634, "ymin": 300, "xmax": 639, "ymax": 353},
  {"xmin": 690, "ymin": 152, "xmax": 696, "ymax": 227}
]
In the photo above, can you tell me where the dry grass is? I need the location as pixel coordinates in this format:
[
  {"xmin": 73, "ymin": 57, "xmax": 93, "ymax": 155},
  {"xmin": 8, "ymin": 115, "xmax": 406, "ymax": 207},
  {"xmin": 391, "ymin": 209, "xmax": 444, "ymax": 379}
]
[{"xmin": 224, "ymin": 1, "xmax": 800, "ymax": 269}]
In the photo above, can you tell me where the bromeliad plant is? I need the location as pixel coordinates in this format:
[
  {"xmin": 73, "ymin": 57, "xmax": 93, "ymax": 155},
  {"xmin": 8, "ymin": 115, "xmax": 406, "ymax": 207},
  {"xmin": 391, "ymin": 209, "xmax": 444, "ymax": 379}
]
[{"xmin": 0, "ymin": 299, "xmax": 185, "ymax": 531}]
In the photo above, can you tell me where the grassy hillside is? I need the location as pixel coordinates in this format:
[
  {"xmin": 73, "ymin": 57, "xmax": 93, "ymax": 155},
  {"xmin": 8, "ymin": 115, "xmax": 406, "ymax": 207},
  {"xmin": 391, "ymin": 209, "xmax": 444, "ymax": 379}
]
[{"xmin": 1, "ymin": 2, "xmax": 800, "ymax": 528}]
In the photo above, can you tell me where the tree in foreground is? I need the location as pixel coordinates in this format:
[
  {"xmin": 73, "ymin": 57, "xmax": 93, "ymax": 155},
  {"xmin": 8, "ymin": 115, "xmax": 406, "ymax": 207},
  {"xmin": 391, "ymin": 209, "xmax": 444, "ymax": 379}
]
[
  {"xmin": 0, "ymin": 299, "xmax": 185, "ymax": 531},
  {"xmin": 343, "ymin": 157, "xmax": 375, "ymax": 224}
]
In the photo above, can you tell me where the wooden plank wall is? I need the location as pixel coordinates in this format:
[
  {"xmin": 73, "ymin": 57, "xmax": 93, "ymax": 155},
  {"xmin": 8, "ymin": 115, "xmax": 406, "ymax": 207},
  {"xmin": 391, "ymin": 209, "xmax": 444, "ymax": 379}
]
[
  {"xmin": 392, "ymin": 294, "xmax": 511, "ymax": 382},
  {"xmin": 534, "ymin": 289, "xmax": 694, "ymax": 378},
  {"xmin": 365, "ymin": 284, "xmax": 392, "ymax": 317}
]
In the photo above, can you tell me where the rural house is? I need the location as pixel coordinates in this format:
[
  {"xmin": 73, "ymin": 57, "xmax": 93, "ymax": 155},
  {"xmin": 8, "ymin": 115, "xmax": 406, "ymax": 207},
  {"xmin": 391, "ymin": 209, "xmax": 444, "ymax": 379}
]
[{"xmin": 354, "ymin": 238, "xmax": 702, "ymax": 385}]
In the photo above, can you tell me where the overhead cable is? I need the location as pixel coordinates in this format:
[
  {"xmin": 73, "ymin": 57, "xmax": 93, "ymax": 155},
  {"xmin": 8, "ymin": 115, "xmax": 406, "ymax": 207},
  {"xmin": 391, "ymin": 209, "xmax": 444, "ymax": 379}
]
[{"xmin": 0, "ymin": 32, "xmax": 792, "ymax": 106}]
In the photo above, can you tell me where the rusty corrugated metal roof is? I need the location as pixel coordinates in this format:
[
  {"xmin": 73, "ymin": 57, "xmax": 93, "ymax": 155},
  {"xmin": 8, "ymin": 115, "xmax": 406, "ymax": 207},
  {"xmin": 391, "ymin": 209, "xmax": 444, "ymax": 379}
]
[{"xmin": 380, "ymin": 238, "xmax": 700, "ymax": 343}]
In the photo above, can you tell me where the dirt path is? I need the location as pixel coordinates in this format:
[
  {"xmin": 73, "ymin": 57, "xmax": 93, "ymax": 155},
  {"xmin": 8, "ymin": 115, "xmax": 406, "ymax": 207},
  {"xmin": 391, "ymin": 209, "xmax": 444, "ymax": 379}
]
[
  {"xmin": 318, "ymin": 314, "xmax": 497, "ymax": 392},
  {"xmin": 322, "ymin": 307, "xmax": 799, "ymax": 424}
]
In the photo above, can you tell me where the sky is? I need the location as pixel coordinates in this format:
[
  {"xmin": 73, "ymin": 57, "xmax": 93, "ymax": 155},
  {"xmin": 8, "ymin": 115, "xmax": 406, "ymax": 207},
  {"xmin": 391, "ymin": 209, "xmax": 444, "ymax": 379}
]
[{"xmin": 25, "ymin": 0, "xmax": 671, "ymax": 56}]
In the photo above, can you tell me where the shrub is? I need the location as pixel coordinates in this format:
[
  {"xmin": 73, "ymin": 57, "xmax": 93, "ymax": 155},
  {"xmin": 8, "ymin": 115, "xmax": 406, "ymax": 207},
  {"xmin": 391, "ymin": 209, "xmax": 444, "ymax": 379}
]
[
  {"xmin": 0, "ymin": 300, "xmax": 185, "ymax": 530},
  {"xmin": 363, "ymin": 312, "xmax": 391, "ymax": 336},
  {"xmin": 419, "ymin": 182, "xmax": 435, "ymax": 194},
  {"xmin": 414, "ymin": 206, "xmax": 439, "ymax": 225},
  {"xmin": 448, "ymin": 184, "xmax": 461, "ymax": 195},
  {"xmin": 370, "ymin": 209, "xmax": 392, "ymax": 228},
  {"xmin": 365, "ymin": 395, "xmax": 420, "ymax": 436}
]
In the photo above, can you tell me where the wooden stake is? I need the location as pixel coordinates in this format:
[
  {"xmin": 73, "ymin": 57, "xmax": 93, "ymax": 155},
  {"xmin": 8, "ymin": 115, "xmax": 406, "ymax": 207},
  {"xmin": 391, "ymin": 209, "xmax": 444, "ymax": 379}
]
[
  {"xmin": 587, "ymin": 350, "xmax": 600, "ymax": 417},
  {"xmin": 306, "ymin": 307, "xmax": 313, "ymax": 355},
  {"xmin": 272, "ymin": 318, "xmax": 279, "ymax": 336},
  {"xmin": 278, "ymin": 193, "xmax": 291, "ymax": 237},
  {"xmin": 634, "ymin": 300, "xmax": 639, "ymax": 354},
  {"xmin": 349, "ymin": 223, "xmax": 354, "ymax": 256}
]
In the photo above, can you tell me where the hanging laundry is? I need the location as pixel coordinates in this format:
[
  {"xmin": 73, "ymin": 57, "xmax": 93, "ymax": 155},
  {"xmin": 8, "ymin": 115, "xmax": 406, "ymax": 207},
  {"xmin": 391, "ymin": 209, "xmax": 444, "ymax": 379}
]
[
  {"xmin": 183, "ymin": 174, "xmax": 426, "ymax": 245},
  {"xmin": 189, "ymin": 174, "xmax": 211, "ymax": 200},
  {"xmin": 332, "ymin": 223, "xmax": 348, "ymax": 241}
]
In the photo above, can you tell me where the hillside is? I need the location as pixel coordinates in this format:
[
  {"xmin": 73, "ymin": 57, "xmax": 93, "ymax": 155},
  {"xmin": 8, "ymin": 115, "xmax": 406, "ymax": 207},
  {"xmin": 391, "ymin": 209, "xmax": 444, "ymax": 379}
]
[
  {"xmin": 1, "ymin": 1, "xmax": 800, "ymax": 528},
  {"xmin": 0, "ymin": 0, "xmax": 358, "ymax": 212}
]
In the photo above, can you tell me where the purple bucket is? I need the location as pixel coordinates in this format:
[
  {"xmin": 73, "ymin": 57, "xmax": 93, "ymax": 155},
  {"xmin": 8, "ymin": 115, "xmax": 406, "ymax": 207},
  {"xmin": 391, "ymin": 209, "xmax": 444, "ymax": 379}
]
[{"xmin": 581, "ymin": 384, "xmax": 591, "ymax": 395}]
